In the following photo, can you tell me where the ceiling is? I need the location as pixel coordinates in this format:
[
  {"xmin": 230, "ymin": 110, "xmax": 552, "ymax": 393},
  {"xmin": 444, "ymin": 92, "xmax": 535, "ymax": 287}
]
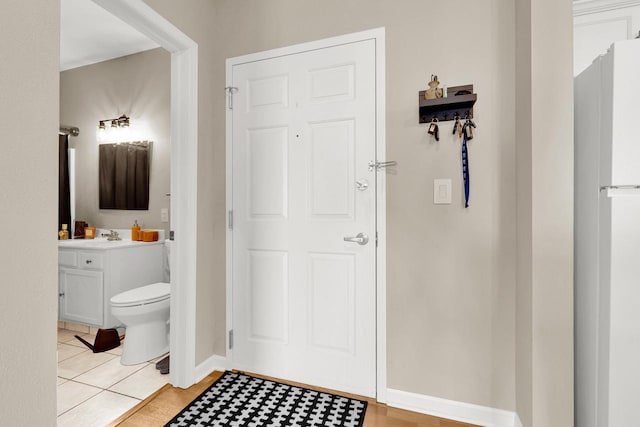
[{"xmin": 60, "ymin": 0, "xmax": 159, "ymax": 71}]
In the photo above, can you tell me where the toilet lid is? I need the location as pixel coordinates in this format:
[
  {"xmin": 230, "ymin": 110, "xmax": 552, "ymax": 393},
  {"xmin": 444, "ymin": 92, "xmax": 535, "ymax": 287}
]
[{"xmin": 111, "ymin": 282, "xmax": 170, "ymax": 307}]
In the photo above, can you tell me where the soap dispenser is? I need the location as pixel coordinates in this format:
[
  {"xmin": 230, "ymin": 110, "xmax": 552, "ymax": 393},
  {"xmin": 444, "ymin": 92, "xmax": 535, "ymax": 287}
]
[{"xmin": 132, "ymin": 220, "xmax": 141, "ymax": 241}]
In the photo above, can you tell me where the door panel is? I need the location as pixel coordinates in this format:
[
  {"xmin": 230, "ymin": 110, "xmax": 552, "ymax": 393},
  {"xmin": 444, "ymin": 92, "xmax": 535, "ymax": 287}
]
[
  {"xmin": 247, "ymin": 74, "xmax": 289, "ymax": 111},
  {"xmin": 248, "ymin": 249, "xmax": 289, "ymax": 344},
  {"xmin": 309, "ymin": 64, "xmax": 355, "ymax": 102},
  {"xmin": 309, "ymin": 120, "xmax": 355, "ymax": 218},
  {"xmin": 308, "ymin": 252, "xmax": 355, "ymax": 354},
  {"xmin": 247, "ymin": 127, "xmax": 288, "ymax": 218},
  {"xmin": 232, "ymin": 39, "xmax": 376, "ymax": 397}
]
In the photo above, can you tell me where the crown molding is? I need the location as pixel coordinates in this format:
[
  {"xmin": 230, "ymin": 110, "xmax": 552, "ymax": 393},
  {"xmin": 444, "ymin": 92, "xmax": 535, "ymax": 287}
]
[{"xmin": 574, "ymin": 0, "xmax": 640, "ymax": 16}]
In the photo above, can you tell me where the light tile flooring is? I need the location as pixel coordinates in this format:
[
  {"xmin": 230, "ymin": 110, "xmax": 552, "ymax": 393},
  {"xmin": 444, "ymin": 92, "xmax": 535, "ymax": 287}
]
[{"xmin": 57, "ymin": 328, "xmax": 168, "ymax": 427}]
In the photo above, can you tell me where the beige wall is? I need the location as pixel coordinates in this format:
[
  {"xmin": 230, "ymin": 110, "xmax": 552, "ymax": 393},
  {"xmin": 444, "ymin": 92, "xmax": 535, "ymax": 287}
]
[
  {"xmin": 147, "ymin": 0, "xmax": 517, "ymax": 411},
  {"xmin": 0, "ymin": 0, "xmax": 60, "ymax": 425},
  {"xmin": 0, "ymin": 0, "xmax": 576, "ymax": 424},
  {"xmin": 516, "ymin": 0, "xmax": 574, "ymax": 426},
  {"xmin": 515, "ymin": 0, "xmax": 533, "ymax": 424},
  {"xmin": 0, "ymin": 0, "xmax": 573, "ymax": 427},
  {"xmin": 530, "ymin": 0, "xmax": 574, "ymax": 424},
  {"xmin": 60, "ymin": 48, "xmax": 171, "ymax": 235}
]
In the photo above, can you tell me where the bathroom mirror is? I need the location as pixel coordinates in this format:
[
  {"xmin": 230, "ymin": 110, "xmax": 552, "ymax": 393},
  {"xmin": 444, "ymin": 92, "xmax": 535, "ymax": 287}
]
[{"xmin": 99, "ymin": 141, "xmax": 151, "ymax": 210}]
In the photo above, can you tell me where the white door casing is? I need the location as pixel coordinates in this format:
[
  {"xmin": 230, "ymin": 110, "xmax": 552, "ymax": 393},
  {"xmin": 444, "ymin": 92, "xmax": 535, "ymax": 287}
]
[
  {"xmin": 227, "ymin": 29, "xmax": 386, "ymax": 399},
  {"xmin": 93, "ymin": 0, "xmax": 199, "ymax": 388}
]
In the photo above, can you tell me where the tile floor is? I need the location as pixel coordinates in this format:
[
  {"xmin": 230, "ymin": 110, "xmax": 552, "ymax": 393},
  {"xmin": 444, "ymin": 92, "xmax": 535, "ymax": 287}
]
[{"xmin": 57, "ymin": 328, "xmax": 169, "ymax": 427}]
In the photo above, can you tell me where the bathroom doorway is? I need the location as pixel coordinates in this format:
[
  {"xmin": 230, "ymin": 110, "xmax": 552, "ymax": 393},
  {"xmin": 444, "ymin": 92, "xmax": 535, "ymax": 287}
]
[{"xmin": 57, "ymin": 0, "xmax": 198, "ymax": 423}]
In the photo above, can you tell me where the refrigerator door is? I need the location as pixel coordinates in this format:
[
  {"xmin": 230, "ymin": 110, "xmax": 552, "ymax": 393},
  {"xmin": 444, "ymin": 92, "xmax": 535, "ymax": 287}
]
[
  {"xmin": 610, "ymin": 40, "xmax": 640, "ymax": 186},
  {"xmin": 603, "ymin": 194, "xmax": 640, "ymax": 426},
  {"xmin": 575, "ymin": 38, "xmax": 640, "ymax": 427}
]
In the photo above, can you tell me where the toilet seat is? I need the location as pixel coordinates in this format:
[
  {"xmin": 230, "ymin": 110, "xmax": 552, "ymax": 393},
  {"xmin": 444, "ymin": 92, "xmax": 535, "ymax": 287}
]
[{"xmin": 111, "ymin": 282, "xmax": 170, "ymax": 307}]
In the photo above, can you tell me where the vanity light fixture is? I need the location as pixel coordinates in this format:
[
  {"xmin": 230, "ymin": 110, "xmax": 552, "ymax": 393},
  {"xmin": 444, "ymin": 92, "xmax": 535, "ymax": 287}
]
[
  {"xmin": 96, "ymin": 114, "xmax": 131, "ymax": 142},
  {"xmin": 98, "ymin": 114, "xmax": 130, "ymax": 130}
]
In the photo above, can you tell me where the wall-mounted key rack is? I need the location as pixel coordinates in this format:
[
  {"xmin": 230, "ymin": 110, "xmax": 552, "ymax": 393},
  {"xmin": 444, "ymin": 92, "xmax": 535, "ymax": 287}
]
[{"xmin": 419, "ymin": 84, "xmax": 477, "ymax": 123}]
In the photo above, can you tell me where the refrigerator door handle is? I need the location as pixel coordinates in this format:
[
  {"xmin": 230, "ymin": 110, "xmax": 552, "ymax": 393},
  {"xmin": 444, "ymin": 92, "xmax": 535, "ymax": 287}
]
[
  {"xmin": 600, "ymin": 185, "xmax": 640, "ymax": 197},
  {"xmin": 600, "ymin": 185, "xmax": 640, "ymax": 191}
]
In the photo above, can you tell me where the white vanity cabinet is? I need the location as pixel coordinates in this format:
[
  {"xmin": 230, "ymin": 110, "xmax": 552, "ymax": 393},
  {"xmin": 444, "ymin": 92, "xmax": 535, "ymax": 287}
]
[
  {"xmin": 58, "ymin": 240, "xmax": 164, "ymax": 329},
  {"xmin": 59, "ymin": 267, "xmax": 104, "ymax": 326}
]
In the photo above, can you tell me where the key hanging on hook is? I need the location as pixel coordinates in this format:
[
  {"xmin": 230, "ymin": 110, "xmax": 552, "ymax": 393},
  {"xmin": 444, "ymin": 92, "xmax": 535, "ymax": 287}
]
[
  {"xmin": 464, "ymin": 115, "xmax": 476, "ymax": 141},
  {"xmin": 428, "ymin": 117, "xmax": 440, "ymax": 141},
  {"xmin": 466, "ymin": 113, "xmax": 477, "ymax": 130},
  {"xmin": 452, "ymin": 113, "xmax": 460, "ymax": 135}
]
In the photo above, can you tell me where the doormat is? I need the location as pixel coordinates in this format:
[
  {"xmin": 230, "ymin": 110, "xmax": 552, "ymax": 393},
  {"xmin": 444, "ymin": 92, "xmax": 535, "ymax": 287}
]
[{"xmin": 165, "ymin": 371, "xmax": 368, "ymax": 427}]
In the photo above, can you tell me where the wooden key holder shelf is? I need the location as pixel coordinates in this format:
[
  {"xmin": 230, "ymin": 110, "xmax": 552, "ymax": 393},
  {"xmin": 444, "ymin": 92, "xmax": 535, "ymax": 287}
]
[{"xmin": 419, "ymin": 84, "xmax": 477, "ymax": 123}]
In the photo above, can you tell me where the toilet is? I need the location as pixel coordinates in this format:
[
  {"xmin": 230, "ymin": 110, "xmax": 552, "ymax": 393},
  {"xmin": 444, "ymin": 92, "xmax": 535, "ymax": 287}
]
[
  {"xmin": 111, "ymin": 240, "xmax": 172, "ymax": 365},
  {"xmin": 111, "ymin": 282, "xmax": 170, "ymax": 365}
]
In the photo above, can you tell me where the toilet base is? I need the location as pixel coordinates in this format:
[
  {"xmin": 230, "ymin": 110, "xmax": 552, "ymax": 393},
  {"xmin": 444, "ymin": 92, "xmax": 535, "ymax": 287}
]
[{"xmin": 120, "ymin": 320, "xmax": 169, "ymax": 365}]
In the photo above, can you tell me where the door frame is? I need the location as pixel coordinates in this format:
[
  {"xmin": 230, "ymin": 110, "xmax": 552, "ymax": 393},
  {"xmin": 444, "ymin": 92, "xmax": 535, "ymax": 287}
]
[
  {"xmin": 225, "ymin": 27, "xmax": 387, "ymax": 402},
  {"xmin": 93, "ymin": 0, "xmax": 199, "ymax": 389}
]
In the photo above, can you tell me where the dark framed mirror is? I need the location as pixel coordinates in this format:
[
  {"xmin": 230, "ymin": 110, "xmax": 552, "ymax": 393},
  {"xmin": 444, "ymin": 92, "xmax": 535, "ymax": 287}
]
[{"xmin": 99, "ymin": 141, "xmax": 152, "ymax": 210}]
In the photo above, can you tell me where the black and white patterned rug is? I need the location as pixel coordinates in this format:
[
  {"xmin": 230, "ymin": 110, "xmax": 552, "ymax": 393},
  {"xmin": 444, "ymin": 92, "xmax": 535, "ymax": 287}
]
[{"xmin": 165, "ymin": 371, "xmax": 368, "ymax": 427}]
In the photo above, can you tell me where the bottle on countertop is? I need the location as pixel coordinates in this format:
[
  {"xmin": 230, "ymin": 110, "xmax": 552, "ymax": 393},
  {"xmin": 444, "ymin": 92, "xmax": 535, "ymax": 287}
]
[
  {"xmin": 132, "ymin": 220, "xmax": 141, "ymax": 241},
  {"xmin": 58, "ymin": 224, "xmax": 69, "ymax": 240}
]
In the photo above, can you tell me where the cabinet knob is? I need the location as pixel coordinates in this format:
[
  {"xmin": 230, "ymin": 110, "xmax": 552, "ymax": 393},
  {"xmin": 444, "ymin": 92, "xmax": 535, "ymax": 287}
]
[
  {"xmin": 85, "ymin": 259, "xmax": 92, "ymax": 264},
  {"xmin": 59, "ymin": 292, "xmax": 65, "ymax": 298}
]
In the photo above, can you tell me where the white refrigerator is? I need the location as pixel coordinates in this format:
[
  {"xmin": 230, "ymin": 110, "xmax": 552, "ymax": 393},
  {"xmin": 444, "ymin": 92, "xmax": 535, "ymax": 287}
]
[{"xmin": 575, "ymin": 39, "xmax": 640, "ymax": 427}]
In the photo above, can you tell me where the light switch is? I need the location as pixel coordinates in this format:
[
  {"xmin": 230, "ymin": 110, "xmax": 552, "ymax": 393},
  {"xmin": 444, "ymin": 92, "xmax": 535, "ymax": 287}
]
[
  {"xmin": 433, "ymin": 179, "xmax": 452, "ymax": 204},
  {"xmin": 161, "ymin": 208, "xmax": 169, "ymax": 222}
]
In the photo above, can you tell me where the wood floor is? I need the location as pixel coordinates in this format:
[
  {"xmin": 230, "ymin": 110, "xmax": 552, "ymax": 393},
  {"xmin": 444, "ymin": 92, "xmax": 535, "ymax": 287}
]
[{"xmin": 110, "ymin": 371, "xmax": 479, "ymax": 427}]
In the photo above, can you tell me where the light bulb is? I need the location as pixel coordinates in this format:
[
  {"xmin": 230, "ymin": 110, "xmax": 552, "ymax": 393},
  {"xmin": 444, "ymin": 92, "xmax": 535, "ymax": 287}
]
[{"xmin": 96, "ymin": 126, "xmax": 106, "ymax": 142}]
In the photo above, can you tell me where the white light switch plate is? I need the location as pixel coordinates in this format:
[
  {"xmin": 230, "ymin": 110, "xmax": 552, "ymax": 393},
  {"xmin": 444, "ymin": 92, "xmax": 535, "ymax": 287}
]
[
  {"xmin": 161, "ymin": 208, "xmax": 169, "ymax": 222},
  {"xmin": 433, "ymin": 179, "xmax": 452, "ymax": 204}
]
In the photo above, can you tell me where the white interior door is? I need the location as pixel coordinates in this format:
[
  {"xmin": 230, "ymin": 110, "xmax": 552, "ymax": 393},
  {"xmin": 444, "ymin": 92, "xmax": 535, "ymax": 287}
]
[{"xmin": 231, "ymin": 39, "xmax": 377, "ymax": 397}]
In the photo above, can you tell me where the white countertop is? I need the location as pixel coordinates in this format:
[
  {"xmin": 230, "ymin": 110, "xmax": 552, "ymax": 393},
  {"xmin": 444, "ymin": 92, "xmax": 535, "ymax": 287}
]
[{"xmin": 58, "ymin": 238, "xmax": 164, "ymax": 250}]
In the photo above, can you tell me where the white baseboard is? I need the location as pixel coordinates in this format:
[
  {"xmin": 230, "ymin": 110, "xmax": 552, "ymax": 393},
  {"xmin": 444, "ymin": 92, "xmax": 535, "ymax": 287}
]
[
  {"xmin": 193, "ymin": 361, "xmax": 521, "ymax": 427},
  {"xmin": 386, "ymin": 388, "xmax": 518, "ymax": 427},
  {"xmin": 194, "ymin": 354, "xmax": 228, "ymax": 383}
]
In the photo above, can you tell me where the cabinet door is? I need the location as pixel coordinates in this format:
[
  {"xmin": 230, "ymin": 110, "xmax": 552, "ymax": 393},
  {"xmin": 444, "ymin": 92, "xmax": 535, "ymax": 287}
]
[{"xmin": 59, "ymin": 268, "xmax": 103, "ymax": 327}]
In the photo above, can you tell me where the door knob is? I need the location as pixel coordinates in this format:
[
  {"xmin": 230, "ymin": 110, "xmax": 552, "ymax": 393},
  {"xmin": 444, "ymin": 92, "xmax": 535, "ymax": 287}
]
[{"xmin": 343, "ymin": 232, "xmax": 369, "ymax": 245}]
